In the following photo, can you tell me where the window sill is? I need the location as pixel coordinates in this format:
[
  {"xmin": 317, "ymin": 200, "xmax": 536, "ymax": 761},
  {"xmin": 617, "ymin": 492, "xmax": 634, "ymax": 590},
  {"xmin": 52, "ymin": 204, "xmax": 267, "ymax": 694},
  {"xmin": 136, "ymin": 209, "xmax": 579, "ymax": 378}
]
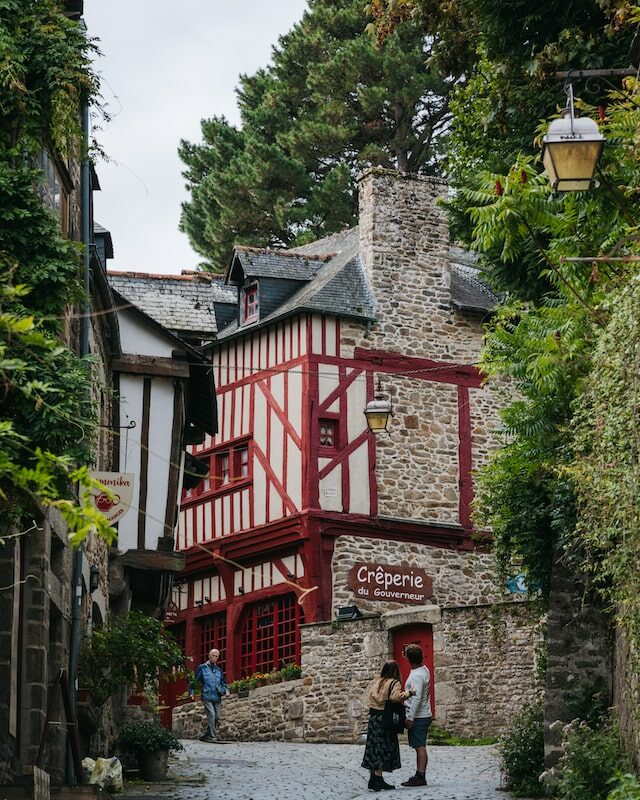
[{"xmin": 182, "ymin": 478, "xmax": 252, "ymax": 506}]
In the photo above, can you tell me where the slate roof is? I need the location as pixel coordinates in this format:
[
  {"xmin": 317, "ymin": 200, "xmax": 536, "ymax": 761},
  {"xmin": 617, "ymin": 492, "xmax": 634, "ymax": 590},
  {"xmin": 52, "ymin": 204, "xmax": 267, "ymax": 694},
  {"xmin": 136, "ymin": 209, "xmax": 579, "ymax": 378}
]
[
  {"xmin": 216, "ymin": 232, "xmax": 497, "ymax": 342},
  {"xmin": 107, "ymin": 271, "xmax": 235, "ymax": 338},
  {"xmin": 449, "ymin": 247, "xmax": 500, "ymax": 313},
  {"xmin": 218, "ymin": 228, "xmax": 375, "ymax": 340},
  {"xmin": 229, "ymin": 247, "xmax": 328, "ymax": 282}
]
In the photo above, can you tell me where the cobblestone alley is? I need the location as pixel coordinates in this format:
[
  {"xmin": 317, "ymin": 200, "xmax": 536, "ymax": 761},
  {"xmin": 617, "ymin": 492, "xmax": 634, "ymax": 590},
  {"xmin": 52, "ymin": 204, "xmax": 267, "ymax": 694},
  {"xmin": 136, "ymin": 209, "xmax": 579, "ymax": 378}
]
[{"xmin": 120, "ymin": 740, "xmax": 507, "ymax": 800}]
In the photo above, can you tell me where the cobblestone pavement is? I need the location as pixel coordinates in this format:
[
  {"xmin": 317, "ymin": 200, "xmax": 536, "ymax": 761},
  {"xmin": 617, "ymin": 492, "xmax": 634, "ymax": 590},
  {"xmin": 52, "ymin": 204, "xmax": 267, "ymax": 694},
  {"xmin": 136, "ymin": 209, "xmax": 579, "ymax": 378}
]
[{"xmin": 120, "ymin": 740, "xmax": 507, "ymax": 800}]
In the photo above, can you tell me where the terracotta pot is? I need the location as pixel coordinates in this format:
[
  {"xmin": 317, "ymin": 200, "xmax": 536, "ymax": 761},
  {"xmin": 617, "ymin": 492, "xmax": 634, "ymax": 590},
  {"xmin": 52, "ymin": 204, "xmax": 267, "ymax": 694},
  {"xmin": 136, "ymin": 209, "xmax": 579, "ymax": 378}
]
[{"xmin": 138, "ymin": 749, "xmax": 169, "ymax": 781}]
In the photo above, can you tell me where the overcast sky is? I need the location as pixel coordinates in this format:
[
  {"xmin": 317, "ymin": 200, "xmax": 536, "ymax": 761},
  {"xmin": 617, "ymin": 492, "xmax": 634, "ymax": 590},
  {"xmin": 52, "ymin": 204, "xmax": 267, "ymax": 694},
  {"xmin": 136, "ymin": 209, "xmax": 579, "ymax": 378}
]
[{"xmin": 84, "ymin": 1, "xmax": 308, "ymax": 274}]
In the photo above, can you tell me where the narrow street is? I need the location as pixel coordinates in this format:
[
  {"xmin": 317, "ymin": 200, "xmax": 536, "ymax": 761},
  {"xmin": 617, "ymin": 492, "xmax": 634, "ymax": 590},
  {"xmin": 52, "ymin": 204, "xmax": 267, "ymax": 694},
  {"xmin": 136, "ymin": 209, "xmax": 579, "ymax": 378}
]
[{"xmin": 120, "ymin": 741, "xmax": 506, "ymax": 800}]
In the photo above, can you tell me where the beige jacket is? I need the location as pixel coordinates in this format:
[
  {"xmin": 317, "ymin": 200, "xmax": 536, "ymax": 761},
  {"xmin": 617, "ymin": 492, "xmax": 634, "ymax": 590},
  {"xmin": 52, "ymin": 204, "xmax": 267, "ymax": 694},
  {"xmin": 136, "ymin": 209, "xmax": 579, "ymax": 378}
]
[{"xmin": 368, "ymin": 677, "xmax": 411, "ymax": 711}]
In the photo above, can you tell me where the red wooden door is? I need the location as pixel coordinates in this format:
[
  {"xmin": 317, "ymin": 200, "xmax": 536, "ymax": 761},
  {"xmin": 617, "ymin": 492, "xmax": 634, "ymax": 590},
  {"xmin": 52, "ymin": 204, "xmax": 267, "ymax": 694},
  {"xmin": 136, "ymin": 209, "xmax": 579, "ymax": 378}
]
[{"xmin": 392, "ymin": 624, "xmax": 435, "ymax": 716}]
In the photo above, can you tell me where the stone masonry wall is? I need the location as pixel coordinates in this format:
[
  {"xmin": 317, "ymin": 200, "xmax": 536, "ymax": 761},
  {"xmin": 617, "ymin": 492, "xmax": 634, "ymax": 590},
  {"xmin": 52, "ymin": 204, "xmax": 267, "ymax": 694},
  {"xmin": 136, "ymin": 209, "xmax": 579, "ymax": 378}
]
[
  {"xmin": 436, "ymin": 604, "xmax": 541, "ymax": 737},
  {"xmin": 332, "ymin": 535, "xmax": 505, "ymax": 614},
  {"xmin": 173, "ymin": 604, "xmax": 540, "ymax": 743},
  {"xmin": 338, "ymin": 170, "xmax": 505, "ymax": 528},
  {"xmin": 613, "ymin": 627, "xmax": 640, "ymax": 769},
  {"xmin": 543, "ymin": 556, "xmax": 612, "ymax": 768}
]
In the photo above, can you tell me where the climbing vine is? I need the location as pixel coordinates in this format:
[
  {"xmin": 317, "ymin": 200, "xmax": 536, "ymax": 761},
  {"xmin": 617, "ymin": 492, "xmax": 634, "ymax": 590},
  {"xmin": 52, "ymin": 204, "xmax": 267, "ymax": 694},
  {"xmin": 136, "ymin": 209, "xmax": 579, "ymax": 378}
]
[
  {"xmin": 0, "ymin": 1, "xmax": 112, "ymax": 543},
  {"xmin": 571, "ymin": 275, "xmax": 640, "ymax": 654}
]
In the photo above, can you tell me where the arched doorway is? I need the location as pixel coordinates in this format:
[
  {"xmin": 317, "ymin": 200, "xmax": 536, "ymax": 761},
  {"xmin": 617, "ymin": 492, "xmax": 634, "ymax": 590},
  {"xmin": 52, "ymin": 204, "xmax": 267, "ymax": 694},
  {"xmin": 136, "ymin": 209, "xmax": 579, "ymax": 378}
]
[{"xmin": 392, "ymin": 624, "xmax": 435, "ymax": 716}]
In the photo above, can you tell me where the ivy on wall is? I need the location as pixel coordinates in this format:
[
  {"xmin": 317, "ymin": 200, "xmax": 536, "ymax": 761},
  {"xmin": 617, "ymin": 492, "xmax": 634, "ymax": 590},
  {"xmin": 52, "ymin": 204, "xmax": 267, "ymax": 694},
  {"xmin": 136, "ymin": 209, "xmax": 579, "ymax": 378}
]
[{"xmin": 0, "ymin": 1, "xmax": 113, "ymax": 543}]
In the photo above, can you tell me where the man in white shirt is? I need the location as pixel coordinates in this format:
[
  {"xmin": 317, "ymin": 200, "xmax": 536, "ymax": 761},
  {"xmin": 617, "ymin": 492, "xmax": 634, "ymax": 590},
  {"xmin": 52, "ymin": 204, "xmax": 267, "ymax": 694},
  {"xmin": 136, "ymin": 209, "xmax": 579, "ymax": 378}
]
[{"xmin": 402, "ymin": 644, "xmax": 432, "ymax": 787}]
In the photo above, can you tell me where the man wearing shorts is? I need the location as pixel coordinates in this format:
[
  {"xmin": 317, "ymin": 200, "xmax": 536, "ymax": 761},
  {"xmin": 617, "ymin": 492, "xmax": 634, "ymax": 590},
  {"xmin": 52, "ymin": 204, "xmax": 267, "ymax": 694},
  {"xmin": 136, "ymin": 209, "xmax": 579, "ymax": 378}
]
[{"xmin": 402, "ymin": 644, "xmax": 432, "ymax": 787}]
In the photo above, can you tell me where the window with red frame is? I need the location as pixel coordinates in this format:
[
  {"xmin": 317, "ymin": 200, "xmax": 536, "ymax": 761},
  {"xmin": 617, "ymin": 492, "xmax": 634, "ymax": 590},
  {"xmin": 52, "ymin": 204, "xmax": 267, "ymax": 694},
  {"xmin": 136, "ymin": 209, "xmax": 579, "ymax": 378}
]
[
  {"xmin": 241, "ymin": 284, "xmax": 259, "ymax": 324},
  {"xmin": 319, "ymin": 418, "xmax": 338, "ymax": 449},
  {"xmin": 216, "ymin": 451, "xmax": 230, "ymax": 487},
  {"xmin": 240, "ymin": 595, "xmax": 304, "ymax": 677},
  {"xmin": 213, "ymin": 444, "xmax": 250, "ymax": 490},
  {"xmin": 198, "ymin": 613, "xmax": 227, "ymax": 673},
  {"xmin": 235, "ymin": 446, "xmax": 249, "ymax": 478}
]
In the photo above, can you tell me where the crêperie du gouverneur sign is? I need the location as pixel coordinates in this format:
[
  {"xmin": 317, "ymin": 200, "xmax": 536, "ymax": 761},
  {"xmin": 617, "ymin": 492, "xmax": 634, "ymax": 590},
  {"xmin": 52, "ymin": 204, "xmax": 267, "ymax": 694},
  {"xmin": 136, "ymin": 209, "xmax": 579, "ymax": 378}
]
[{"xmin": 347, "ymin": 563, "xmax": 433, "ymax": 605}]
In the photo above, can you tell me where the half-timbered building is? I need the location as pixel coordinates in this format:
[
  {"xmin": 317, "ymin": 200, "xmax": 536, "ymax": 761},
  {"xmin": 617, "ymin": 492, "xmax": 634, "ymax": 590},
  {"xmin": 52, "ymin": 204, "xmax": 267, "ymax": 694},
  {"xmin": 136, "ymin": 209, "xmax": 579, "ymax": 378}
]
[{"xmin": 170, "ymin": 169, "xmax": 541, "ymax": 741}]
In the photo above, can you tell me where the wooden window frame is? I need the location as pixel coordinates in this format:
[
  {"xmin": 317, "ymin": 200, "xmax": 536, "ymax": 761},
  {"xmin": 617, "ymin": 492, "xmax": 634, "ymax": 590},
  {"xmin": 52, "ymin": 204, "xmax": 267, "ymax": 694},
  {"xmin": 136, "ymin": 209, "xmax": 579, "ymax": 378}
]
[
  {"xmin": 241, "ymin": 284, "xmax": 259, "ymax": 325},
  {"xmin": 318, "ymin": 414, "xmax": 340, "ymax": 455},
  {"xmin": 239, "ymin": 594, "xmax": 303, "ymax": 677}
]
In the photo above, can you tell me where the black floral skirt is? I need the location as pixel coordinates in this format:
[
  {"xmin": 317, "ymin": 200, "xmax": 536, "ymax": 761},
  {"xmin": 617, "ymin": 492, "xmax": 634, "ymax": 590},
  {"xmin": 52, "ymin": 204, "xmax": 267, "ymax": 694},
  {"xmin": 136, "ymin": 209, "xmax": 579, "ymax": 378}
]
[{"xmin": 361, "ymin": 710, "xmax": 401, "ymax": 773}]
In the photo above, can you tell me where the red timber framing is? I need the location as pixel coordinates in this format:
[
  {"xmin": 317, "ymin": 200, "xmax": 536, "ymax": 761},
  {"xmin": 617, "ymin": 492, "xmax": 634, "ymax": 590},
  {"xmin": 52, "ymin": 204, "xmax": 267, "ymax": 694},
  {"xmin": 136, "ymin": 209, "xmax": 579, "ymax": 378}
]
[{"xmin": 168, "ymin": 314, "xmax": 486, "ymax": 713}]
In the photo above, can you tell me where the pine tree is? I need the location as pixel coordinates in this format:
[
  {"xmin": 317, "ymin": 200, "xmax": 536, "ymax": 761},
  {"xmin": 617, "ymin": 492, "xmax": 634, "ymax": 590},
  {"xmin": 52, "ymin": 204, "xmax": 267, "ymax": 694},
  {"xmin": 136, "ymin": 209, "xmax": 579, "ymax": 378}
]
[{"xmin": 179, "ymin": 0, "xmax": 457, "ymax": 270}]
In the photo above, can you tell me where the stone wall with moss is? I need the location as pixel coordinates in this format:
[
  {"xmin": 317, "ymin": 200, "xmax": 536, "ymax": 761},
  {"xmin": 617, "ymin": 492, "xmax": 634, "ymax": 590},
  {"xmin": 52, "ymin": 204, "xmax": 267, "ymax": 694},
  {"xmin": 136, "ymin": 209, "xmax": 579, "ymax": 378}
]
[{"xmin": 173, "ymin": 605, "xmax": 540, "ymax": 743}]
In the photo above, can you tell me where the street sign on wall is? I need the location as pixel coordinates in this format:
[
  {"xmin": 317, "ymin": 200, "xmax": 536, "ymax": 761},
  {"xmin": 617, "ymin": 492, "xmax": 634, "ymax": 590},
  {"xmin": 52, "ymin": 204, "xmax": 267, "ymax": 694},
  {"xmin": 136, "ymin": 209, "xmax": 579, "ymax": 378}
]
[
  {"xmin": 347, "ymin": 562, "xmax": 433, "ymax": 605},
  {"xmin": 89, "ymin": 471, "xmax": 135, "ymax": 524}
]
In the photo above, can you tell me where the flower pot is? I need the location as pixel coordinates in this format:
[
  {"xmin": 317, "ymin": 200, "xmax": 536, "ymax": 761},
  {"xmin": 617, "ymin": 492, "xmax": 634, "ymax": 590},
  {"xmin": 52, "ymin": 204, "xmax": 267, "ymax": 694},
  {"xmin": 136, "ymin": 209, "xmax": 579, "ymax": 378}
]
[
  {"xmin": 127, "ymin": 693, "xmax": 149, "ymax": 706},
  {"xmin": 138, "ymin": 749, "xmax": 169, "ymax": 781}
]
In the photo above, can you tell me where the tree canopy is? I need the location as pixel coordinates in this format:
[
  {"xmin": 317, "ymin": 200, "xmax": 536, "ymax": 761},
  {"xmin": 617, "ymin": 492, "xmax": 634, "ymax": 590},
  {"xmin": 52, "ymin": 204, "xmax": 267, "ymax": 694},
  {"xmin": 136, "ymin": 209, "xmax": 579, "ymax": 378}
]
[
  {"xmin": 0, "ymin": 0, "xmax": 112, "ymax": 542},
  {"xmin": 179, "ymin": 0, "xmax": 459, "ymax": 270}
]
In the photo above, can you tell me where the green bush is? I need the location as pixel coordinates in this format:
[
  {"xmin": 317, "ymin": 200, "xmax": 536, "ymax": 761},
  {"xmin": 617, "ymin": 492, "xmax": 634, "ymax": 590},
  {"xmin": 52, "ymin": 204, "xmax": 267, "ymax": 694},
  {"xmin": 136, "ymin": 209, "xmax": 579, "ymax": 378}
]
[
  {"xmin": 564, "ymin": 678, "xmax": 610, "ymax": 730},
  {"xmin": 554, "ymin": 722, "xmax": 627, "ymax": 800},
  {"xmin": 500, "ymin": 702, "xmax": 545, "ymax": 797},
  {"xmin": 117, "ymin": 720, "xmax": 183, "ymax": 754},
  {"xmin": 607, "ymin": 774, "xmax": 640, "ymax": 800}
]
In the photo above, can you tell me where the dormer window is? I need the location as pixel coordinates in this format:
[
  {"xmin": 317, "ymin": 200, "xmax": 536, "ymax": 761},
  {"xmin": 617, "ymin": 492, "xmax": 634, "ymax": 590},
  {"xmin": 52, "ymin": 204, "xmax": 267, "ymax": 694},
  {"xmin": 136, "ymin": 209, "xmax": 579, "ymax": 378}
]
[{"xmin": 241, "ymin": 284, "xmax": 259, "ymax": 324}]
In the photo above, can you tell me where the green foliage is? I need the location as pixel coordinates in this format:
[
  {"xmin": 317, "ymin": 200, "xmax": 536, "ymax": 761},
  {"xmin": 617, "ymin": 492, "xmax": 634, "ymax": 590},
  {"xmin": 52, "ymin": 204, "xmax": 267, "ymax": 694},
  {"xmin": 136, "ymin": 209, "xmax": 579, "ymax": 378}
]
[
  {"xmin": 0, "ymin": 0, "xmax": 98, "ymax": 154},
  {"xmin": 0, "ymin": 1, "xmax": 108, "ymax": 542},
  {"xmin": 607, "ymin": 774, "xmax": 640, "ymax": 800},
  {"xmin": 552, "ymin": 722, "xmax": 627, "ymax": 800},
  {"xmin": 499, "ymin": 702, "xmax": 545, "ymax": 797},
  {"xmin": 227, "ymin": 663, "xmax": 301, "ymax": 693},
  {"xmin": 564, "ymin": 678, "xmax": 610, "ymax": 730},
  {"xmin": 179, "ymin": 0, "xmax": 457, "ymax": 270},
  {"xmin": 80, "ymin": 612, "xmax": 186, "ymax": 707},
  {"xmin": 429, "ymin": 724, "xmax": 498, "ymax": 746},
  {"xmin": 117, "ymin": 719, "xmax": 183, "ymax": 754},
  {"xmin": 571, "ymin": 274, "xmax": 640, "ymax": 655}
]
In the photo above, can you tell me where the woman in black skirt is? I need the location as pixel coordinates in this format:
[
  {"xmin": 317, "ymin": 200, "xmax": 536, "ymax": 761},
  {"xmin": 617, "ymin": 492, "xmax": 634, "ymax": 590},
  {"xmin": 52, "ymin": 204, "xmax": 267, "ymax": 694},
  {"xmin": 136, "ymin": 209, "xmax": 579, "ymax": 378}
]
[{"xmin": 362, "ymin": 660, "xmax": 414, "ymax": 792}]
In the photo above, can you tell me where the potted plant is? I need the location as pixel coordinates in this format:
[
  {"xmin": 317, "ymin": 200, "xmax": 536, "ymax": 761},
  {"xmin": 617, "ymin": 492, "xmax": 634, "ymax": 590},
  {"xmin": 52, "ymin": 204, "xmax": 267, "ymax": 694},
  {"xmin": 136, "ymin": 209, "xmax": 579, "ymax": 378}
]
[
  {"xmin": 80, "ymin": 611, "xmax": 186, "ymax": 708},
  {"xmin": 117, "ymin": 719, "xmax": 183, "ymax": 781}
]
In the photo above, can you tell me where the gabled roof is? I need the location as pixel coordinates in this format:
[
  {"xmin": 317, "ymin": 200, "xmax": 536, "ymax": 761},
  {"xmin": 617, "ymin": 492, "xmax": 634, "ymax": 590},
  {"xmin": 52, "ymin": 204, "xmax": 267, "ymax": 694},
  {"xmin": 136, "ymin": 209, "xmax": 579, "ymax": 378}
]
[
  {"xmin": 449, "ymin": 247, "xmax": 500, "ymax": 313},
  {"xmin": 107, "ymin": 271, "xmax": 235, "ymax": 338},
  {"xmin": 218, "ymin": 228, "xmax": 375, "ymax": 341},
  {"xmin": 227, "ymin": 246, "xmax": 329, "ymax": 284},
  {"xmin": 215, "ymin": 231, "xmax": 497, "ymax": 343}
]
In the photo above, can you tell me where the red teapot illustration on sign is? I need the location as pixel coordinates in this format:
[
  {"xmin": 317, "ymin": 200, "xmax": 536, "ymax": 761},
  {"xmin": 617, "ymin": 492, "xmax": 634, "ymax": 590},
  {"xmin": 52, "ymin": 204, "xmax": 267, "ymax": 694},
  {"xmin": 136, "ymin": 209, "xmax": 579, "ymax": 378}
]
[{"xmin": 95, "ymin": 492, "xmax": 120, "ymax": 513}]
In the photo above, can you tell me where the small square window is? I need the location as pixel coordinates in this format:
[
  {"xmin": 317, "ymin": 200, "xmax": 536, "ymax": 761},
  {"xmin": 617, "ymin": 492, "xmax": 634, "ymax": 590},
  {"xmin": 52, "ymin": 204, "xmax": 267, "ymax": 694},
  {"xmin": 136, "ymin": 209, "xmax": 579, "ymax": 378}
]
[{"xmin": 319, "ymin": 419, "xmax": 338, "ymax": 449}]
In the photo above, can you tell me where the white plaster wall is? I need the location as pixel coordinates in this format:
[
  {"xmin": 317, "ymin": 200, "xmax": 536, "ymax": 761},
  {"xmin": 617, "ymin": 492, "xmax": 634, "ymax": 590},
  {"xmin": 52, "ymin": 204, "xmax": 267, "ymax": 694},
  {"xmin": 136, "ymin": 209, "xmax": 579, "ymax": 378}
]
[{"xmin": 118, "ymin": 308, "xmax": 175, "ymax": 357}]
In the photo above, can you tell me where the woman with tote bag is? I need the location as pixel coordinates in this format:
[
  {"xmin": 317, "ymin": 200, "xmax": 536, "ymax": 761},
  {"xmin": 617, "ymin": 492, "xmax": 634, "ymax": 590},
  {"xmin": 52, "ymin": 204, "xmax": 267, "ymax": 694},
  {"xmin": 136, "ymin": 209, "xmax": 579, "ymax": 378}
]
[{"xmin": 361, "ymin": 660, "xmax": 415, "ymax": 792}]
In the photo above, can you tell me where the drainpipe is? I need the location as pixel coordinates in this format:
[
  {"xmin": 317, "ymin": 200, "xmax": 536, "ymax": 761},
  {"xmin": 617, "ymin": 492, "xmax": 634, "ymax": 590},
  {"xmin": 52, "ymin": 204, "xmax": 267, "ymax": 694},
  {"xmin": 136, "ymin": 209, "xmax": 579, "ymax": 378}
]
[{"xmin": 67, "ymin": 98, "xmax": 90, "ymax": 784}]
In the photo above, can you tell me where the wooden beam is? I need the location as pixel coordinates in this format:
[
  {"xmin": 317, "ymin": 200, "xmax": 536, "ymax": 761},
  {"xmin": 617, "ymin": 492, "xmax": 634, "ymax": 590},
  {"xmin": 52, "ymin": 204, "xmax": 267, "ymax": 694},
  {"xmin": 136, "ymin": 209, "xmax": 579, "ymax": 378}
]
[
  {"xmin": 118, "ymin": 549, "xmax": 186, "ymax": 573},
  {"xmin": 113, "ymin": 354, "xmax": 190, "ymax": 378}
]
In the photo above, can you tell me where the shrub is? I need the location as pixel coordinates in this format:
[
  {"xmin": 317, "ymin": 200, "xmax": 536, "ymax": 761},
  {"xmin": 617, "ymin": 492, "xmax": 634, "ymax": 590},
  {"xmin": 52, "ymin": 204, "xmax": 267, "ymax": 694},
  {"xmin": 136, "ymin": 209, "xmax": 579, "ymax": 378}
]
[
  {"xmin": 607, "ymin": 774, "xmax": 640, "ymax": 800},
  {"xmin": 564, "ymin": 678, "xmax": 610, "ymax": 730},
  {"xmin": 553, "ymin": 722, "xmax": 627, "ymax": 800},
  {"xmin": 80, "ymin": 611, "xmax": 186, "ymax": 707},
  {"xmin": 117, "ymin": 720, "xmax": 183, "ymax": 754},
  {"xmin": 500, "ymin": 702, "xmax": 545, "ymax": 797}
]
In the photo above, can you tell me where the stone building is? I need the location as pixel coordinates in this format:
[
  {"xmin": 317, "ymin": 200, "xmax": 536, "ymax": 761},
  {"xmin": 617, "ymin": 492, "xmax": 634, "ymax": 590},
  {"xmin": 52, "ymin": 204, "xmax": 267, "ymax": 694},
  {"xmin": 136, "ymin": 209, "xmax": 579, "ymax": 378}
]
[{"xmin": 168, "ymin": 168, "xmax": 542, "ymax": 743}]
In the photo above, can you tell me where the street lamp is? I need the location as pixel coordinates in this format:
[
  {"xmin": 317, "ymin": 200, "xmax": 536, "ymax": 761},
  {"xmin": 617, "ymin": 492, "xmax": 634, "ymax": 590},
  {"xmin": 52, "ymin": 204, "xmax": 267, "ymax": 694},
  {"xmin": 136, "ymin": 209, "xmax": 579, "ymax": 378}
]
[
  {"xmin": 542, "ymin": 83, "xmax": 604, "ymax": 192},
  {"xmin": 364, "ymin": 396, "xmax": 393, "ymax": 434}
]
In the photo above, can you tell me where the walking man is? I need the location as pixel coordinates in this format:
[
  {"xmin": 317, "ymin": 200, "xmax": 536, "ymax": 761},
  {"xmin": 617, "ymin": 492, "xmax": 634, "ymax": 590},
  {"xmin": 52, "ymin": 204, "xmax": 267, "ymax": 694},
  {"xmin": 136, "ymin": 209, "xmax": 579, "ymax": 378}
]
[
  {"xmin": 190, "ymin": 648, "xmax": 230, "ymax": 742},
  {"xmin": 401, "ymin": 644, "xmax": 432, "ymax": 787}
]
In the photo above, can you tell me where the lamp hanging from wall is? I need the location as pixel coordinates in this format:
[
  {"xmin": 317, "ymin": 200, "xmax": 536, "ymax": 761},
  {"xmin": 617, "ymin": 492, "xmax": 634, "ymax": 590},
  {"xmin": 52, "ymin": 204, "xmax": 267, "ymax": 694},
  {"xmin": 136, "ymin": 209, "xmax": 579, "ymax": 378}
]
[
  {"xmin": 542, "ymin": 82, "xmax": 604, "ymax": 192},
  {"xmin": 364, "ymin": 380, "xmax": 393, "ymax": 434}
]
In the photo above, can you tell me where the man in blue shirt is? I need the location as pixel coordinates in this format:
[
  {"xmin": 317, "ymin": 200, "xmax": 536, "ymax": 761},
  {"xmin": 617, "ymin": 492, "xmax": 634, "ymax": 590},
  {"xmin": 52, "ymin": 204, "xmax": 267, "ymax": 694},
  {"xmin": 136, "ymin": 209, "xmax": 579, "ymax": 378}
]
[{"xmin": 190, "ymin": 648, "xmax": 229, "ymax": 742}]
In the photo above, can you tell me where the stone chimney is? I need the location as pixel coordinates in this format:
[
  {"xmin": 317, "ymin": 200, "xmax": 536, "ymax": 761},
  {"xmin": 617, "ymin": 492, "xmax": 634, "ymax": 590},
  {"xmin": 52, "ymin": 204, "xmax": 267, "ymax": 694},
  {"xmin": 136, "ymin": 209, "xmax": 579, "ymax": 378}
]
[{"xmin": 357, "ymin": 169, "xmax": 453, "ymax": 361}]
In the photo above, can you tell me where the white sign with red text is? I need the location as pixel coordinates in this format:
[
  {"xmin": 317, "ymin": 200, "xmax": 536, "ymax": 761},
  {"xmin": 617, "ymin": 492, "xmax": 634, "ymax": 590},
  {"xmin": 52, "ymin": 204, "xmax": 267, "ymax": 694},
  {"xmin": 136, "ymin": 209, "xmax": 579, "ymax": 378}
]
[{"xmin": 90, "ymin": 471, "xmax": 135, "ymax": 524}]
